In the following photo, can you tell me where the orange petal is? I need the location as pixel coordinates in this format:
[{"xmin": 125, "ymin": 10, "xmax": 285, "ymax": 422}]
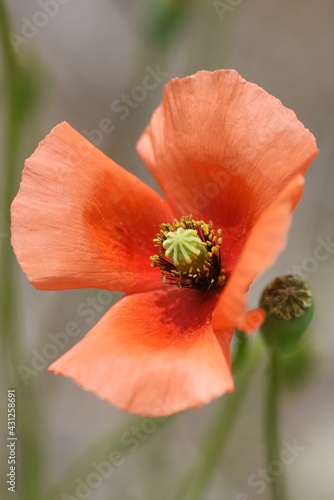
[
  {"xmin": 212, "ymin": 175, "xmax": 305, "ymax": 333},
  {"xmin": 137, "ymin": 69, "xmax": 318, "ymax": 266},
  {"xmin": 11, "ymin": 122, "xmax": 174, "ymax": 293},
  {"xmin": 49, "ymin": 288, "xmax": 234, "ymax": 416}
]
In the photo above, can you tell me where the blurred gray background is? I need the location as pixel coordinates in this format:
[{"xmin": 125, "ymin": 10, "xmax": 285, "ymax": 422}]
[{"xmin": 2, "ymin": 0, "xmax": 334, "ymax": 499}]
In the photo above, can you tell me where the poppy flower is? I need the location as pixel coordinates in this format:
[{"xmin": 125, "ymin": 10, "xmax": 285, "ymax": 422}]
[{"xmin": 11, "ymin": 70, "xmax": 318, "ymax": 416}]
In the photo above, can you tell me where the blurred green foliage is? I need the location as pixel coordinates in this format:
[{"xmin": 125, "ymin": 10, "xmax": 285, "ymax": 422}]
[{"xmin": 144, "ymin": 0, "xmax": 191, "ymax": 49}]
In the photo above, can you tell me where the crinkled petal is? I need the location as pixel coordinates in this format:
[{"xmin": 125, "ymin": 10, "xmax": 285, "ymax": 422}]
[
  {"xmin": 11, "ymin": 122, "xmax": 173, "ymax": 293},
  {"xmin": 137, "ymin": 69, "xmax": 318, "ymax": 269},
  {"xmin": 49, "ymin": 287, "xmax": 234, "ymax": 416},
  {"xmin": 212, "ymin": 175, "xmax": 305, "ymax": 333}
]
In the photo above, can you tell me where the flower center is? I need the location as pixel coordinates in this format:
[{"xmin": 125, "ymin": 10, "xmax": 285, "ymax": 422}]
[
  {"xmin": 163, "ymin": 227, "xmax": 208, "ymax": 269},
  {"xmin": 150, "ymin": 215, "xmax": 226, "ymax": 292}
]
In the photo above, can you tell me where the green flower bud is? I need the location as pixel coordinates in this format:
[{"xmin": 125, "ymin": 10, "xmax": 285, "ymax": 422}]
[{"xmin": 259, "ymin": 275, "xmax": 314, "ymax": 352}]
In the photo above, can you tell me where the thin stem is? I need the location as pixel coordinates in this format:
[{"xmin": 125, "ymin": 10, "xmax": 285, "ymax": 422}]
[
  {"xmin": 0, "ymin": 0, "xmax": 20, "ymax": 355},
  {"xmin": 174, "ymin": 337, "xmax": 262, "ymax": 500},
  {"xmin": 265, "ymin": 350, "xmax": 289, "ymax": 500},
  {"xmin": 0, "ymin": 3, "xmax": 44, "ymax": 499}
]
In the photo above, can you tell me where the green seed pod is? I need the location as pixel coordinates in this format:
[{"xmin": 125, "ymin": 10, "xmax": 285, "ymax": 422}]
[
  {"xmin": 163, "ymin": 227, "xmax": 208, "ymax": 270},
  {"xmin": 259, "ymin": 275, "xmax": 314, "ymax": 352}
]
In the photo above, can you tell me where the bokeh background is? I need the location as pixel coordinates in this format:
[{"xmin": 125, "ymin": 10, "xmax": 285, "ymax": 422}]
[{"xmin": 1, "ymin": 1, "xmax": 333, "ymax": 499}]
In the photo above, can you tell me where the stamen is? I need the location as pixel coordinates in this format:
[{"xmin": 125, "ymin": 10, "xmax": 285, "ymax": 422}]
[{"xmin": 150, "ymin": 215, "xmax": 226, "ymax": 292}]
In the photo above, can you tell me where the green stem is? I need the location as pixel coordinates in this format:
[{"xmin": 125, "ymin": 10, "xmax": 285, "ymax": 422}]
[
  {"xmin": 0, "ymin": 3, "xmax": 44, "ymax": 499},
  {"xmin": 0, "ymin": 0, "xmax": 20, "ymax": 356},
  {"xmin": 265, "ymin": 350, "xmax": 289, "ymax": 500},
  {"xmin": 174, "ymin": 337, "xmax": 262, "ymax": 500}
]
